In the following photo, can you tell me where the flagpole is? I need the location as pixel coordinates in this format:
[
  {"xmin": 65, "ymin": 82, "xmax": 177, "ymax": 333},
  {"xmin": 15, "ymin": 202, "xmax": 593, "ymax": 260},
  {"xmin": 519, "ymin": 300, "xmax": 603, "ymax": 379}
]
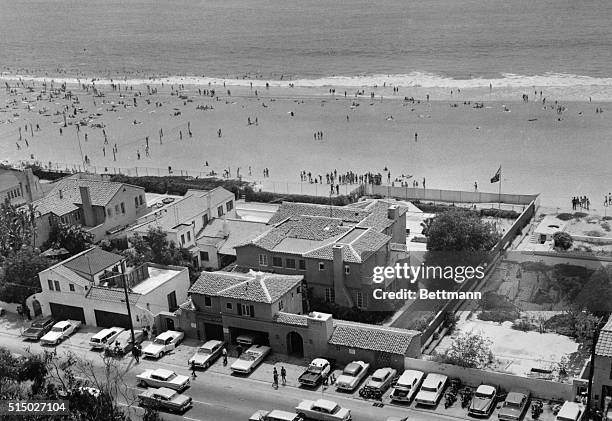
[{"xmin": 498, "ymin": 166, "xmax": 501, "ymax": 210}]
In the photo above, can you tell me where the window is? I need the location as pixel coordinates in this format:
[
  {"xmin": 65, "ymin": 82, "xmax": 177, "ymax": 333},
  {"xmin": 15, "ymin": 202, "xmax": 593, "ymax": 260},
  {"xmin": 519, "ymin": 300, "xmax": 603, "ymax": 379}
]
[
  {"xmin": 238, "ymin": 303, "xmax": 255, "ymax": 317},
  {"xmin": 344, "ymin": 265, "xmax": 351, "ymax": 275},
  {"xmin": 139, "ymin": 195, "xmax": 144, "ymax": 205},
  {"xmin": 272, "ymin": 256, "xmax": 283, "ymax": 267},
  {"xmin": 107, "ymin": 208, "xmax": 112, "ymax": 217},
  {"xmin": 186, "ymin": 231, "xmax": 191, "ymax": 242},
  {"xmin": 202, "ymin": 214, "xmax": 209, "ymax": 226},
  {"xmin": 299, "ymin": 260, "xmax": 306, "ymax": 270},
  {"xmin": 226, "ymin": 200, "xmax": 233, "ymax": 212},
  {"xmin": 181, "ymin": 234, "xmax": 185, "ymax": 245},
  {"xmin": 167, "ymin": 291, "xmax": 178, "ymax": 312},
  {"xmin": 134, "ymin": 197, "xmax": 139, "ymax": 208},
  {"xmin": 217, "ymin": 206, "xmax": 224, "ymax": 217},
  {"xmin": 69, "ymin": 283, "xmax": 75, "ymax": 292},
  {"xmin": 258, "ymin": 254, "xmax": 268, "ymax": 266},
  {"xmin": 48, "ymin": 279, "xmax": 54, "ymax": 291},
  {"xmin": 319, "ymin": 262, "xmax": 325, "ymax": 271},
  {"xmin": 278, "ymin": 300, "xmax": 284, "ymax": 310},
  {"xmin": 120, "ymin": 202, "xmax": 125, "ymax": 214},
  {"xmin": 115, "ymin": 204, "xmax": 120, "ymax": 214},
  {"xmin": 325, "ymin": 288, "xmax": 335, "ymax": 303},
  {"xmin": 200, "ymin": 251, "xmax": 209, "ymax": 262},
  {"xmin": 286, "ymin": 258, "xmax": 296, "ymax": 269},
  {"xmin": 54, "ymin": 280, "xmax": 60, "ymax": 292},
  {"xmin": 204, "ymin": 296, "xmax": 212, "ymax": 307},
  {"xmin": 356, "ymin": 291, "xmax": 365, "ymax": 308},
  {"xmin": 226, "ymin": 302, "xmax": 233, "ymax": 310}
]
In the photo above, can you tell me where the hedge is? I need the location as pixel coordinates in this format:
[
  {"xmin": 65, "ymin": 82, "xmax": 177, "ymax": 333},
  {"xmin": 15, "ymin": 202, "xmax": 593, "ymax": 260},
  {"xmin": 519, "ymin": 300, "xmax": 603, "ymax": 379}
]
[
  {"xmin": 414, "ymin": 202, "xmax": 519, "ymax": 219},
  {"xmin": 244, "ymin": 186, "xmax": 358, "ymax": 206}
]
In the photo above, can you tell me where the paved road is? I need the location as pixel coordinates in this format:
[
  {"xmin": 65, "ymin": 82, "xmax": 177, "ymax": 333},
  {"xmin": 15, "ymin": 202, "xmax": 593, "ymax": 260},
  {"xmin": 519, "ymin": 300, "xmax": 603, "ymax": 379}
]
[{"xmin": 0, "ymin": 330, "xmax": 468, "ymax": 421}]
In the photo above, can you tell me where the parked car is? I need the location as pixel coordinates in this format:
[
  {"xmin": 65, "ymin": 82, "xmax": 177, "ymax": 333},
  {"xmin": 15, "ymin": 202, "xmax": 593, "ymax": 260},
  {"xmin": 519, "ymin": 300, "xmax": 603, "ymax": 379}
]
[
  {"xmin": 363, "ymin": 367, "xmax": 397, "ymax": 394},
  {"xmin": 230, "ymin": 344, "xmax": 271, "ymax": 374},
  {"xmin": 142, "ymin": 330, "xmax": 184, "ymax": 359},
  {"xmin": 236, "ymin": 334, "xmax": 255, "ymax": 347},
  {"xmin": 498, "ymin": 390, "xmax": 530, "ymax": 421},
  {"xmin": 385, "ymin": 418, "xmax": 409, "ymax": 421},
  {"xmin": 136, "ymin": 368, "xmax": 190, "ymax": 391},
  {"xmin": 414, "ymin": 373, "xmax": 448, "ymax": 406},
  {"xmin": 249, "ymin": 409, "xmax": 304, "ymax": 421},
  {"xmin": 22, "ymin": 316, "xmax": 55, "ymax": 341},
  {"xmin": 89, "ymin": 327, "xmax": 124, "ymax": 350},
  {"xmin": 390, "ymin": 369, "xmax": 424, "ymax": 403},
  {"xmin": 295, "ymin": 399, "xmax": 351, "ymax": 421},
  {"xmin": 555, "ymin": 401, "xmax": 586, "ymax": 421},
  {"xmin": 40, "ymin": 320, "xmax": 81, "ymax": 345},
  {"xmin": 298, "ymin": 358, "xmax": 332, "ymax": 387},
  {"xmin": 138, "ymin": 387, "xmax": 192, "ymax": 413},
  {"xmin": 335, "ymin": 361, "xmax": 370, "ymax": 392},
  {"xmin": 188, "ymin": 340, "xmax": 224, "ymax": 369},
  {"xmin": 469, "ymin": 384, "xmax": 498, "ymax": 417},
  {"xmin": 105, "ymin": 329, "xmax": 145, "ymax": 356}
]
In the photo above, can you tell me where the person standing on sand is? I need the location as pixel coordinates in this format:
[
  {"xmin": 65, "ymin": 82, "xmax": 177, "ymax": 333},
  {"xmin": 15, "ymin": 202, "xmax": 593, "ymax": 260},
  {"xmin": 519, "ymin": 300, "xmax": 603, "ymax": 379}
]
[
  {"xmin": 218, "ymin": 128, "xmax": 222, "ymax": 137},
  {"xmin": 474, "ymin": 181, "xmax": 478, "ymax": 191},
  {"xmin": 414, "ymin": 132, "xmax": 418, "ymax": 142}
]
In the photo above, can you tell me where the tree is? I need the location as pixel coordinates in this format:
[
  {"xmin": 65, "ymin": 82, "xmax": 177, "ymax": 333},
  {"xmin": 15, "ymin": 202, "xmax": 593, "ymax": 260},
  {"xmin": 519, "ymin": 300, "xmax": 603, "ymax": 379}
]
[
  {"xmin": 436, "ymin": 331, "xmax": 494, "ymax": 368},
  {"xmin": 0, "ymin": 246, "xmax": 51, "ymax": 306},
  {"xmin": 46, "ymin": 222, "xmax": 94, "ymax": 255},
  {"xmin": 573, "ymin": 264, "xmax": 612, "ymax": 315},
  {"xmin": 425, "ymin": 209, "xmax": 500, "ymax": 252},
  {"xmin": 553, "ymin": 231, "xmax": 573, "ymax": 250},
  {"xmin": 0, "ymin": 200, "xmax": 37, "ymax": 258}
]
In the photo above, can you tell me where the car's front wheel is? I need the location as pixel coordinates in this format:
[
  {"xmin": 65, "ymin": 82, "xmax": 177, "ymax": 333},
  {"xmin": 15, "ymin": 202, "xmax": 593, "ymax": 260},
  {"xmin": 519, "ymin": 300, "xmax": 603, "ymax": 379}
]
[{"xmin": 139, "ymin": 380, "xmax": 147, "ymax": 387}]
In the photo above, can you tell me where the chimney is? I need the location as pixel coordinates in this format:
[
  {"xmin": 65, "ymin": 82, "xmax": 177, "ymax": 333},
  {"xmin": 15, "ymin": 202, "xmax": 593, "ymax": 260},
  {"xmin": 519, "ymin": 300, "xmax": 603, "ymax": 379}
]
[
  {"xmin": 387, "ymin": 205, "xmax": 399, "ymax": 221},
  {"xmin": 332, "ymin": 244, "xmax": 354, "ymax": 307},
  {"xmin": 58, "ymin": 189, "xmax": 63, "ymax": 200},
  {"xmin": 79, "ymin": 186, "xmax": 96, "ymax": 227},
  {"xmin": 222, "ymin": 216, "xmax": 229, "ymax": 238}
]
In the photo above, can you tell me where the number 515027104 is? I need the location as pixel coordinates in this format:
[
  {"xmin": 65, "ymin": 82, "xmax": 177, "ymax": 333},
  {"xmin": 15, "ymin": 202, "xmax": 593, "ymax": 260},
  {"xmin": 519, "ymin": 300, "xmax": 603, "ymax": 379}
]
[{"xmin": 1, "ymin": 400, "xmax": 69, "ymax": 415}]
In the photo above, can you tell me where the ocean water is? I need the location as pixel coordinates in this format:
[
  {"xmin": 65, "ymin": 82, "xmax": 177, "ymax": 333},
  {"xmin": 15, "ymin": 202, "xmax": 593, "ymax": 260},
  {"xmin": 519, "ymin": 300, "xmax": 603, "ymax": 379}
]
[{"xmin": 1, "ymin": 0, "xmax": 611, "ymax": 91}]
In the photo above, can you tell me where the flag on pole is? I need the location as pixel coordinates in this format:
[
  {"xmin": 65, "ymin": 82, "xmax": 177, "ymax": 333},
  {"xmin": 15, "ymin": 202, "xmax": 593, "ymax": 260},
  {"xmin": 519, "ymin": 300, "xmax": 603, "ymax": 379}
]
[{"xmin": 490, "ymin": 166, "xmax": 501, "ymax": 183}]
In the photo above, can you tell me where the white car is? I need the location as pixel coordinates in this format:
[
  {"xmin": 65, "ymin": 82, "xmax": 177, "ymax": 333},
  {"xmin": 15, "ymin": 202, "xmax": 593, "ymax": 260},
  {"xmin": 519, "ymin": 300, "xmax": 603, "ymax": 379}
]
[
  {"xmin": 249, "ymin": 410, "xmax": 304, "ymax": 421},
  {"xmin": 188, "ymin": 340, "xmax": 224, "ymax": 369},
  {"xmin": 414, "ymin": 373, "xmax": 447, "ymax": 406},
  {"xmin": 556, "ymin": 401, "xmax": 586, "ymax": 421},
  {"xmin": 40, "ymin": 320, "xmax": 81, "ymax": 345},
  {"xmin": 138, "ymin": 387, "xmax": 192, "ymax": 413},
  {"xmin": 136, "ymin": 368, "xmax": 190, "ymax": 391},
  {"xmin": 295, "ymin": 399, "xmax": 351, "ymax": 421},
  {"xmin": 230, "ymin": 344, "xmax": 271, "ymax": 374},
  {"xmin": 390, "ymin": 369, "xmax": 424, "ymax": 402},
  {"xmin": 89, "ymin": 327, "xmax": 124, "ymax": 349},
  {"xmin": 335, "ymin": 361, "xmax": 370, "ymax": 392},
  {"xmin": 142, "ymin": 330, "xmax": 184, "ymax": 359}
]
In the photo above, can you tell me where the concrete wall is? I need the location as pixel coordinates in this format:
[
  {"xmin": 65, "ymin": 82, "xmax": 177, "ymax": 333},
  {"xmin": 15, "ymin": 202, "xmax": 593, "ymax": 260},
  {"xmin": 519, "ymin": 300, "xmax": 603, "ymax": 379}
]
[
  {"xmin": 367, "ymin": 184, "xmax": 538, "ymax": 205},
  {"xmin": 403, "ymin": 358, "xmax": 573, "ymax": 401},
  {"xmin": 515, "ymin": 250, "xmax": 612, "ymax": 269},
  {"xmin": 593, "ymin": 356, "xmax": 612, "ymax": 408}
]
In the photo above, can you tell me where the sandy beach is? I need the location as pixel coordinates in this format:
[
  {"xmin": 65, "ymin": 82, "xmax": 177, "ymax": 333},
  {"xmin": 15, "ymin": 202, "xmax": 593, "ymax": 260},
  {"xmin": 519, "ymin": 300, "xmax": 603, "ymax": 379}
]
[{"xmin": 1, "ymin": 76, "xmax": 611, "ymax": 208}]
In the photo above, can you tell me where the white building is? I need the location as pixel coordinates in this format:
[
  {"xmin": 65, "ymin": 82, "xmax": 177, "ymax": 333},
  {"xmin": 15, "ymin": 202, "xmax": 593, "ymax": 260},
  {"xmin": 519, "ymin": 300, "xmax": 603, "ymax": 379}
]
[
  {"xmin": 127, "ymin": 188, "xmax": 236, "ymax": 267},
  {"xmin": 33, "ymin": 247, "xmax": 190, "ymax": 331}
]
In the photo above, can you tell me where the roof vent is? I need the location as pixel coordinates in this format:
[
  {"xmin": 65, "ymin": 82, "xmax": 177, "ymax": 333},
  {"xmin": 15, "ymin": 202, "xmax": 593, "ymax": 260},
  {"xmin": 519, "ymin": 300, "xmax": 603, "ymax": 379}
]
[{"xmin": 59, "ymin": 189, "xmax": 63, "ymax": 199}]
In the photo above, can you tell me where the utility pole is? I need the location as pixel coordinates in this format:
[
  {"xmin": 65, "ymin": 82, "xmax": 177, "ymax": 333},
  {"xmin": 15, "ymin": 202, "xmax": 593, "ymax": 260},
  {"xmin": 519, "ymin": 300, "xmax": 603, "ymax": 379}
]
[{"xmin": 121, "ymin": 271, "xmax": 136, "ymax": 346}]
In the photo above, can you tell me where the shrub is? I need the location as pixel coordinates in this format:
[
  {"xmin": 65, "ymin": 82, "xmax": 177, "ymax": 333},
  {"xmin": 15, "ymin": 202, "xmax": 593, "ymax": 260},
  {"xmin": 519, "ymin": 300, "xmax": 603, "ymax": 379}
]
[
  {"xmin": 604, "ymin": 216, "xmax": 612, "ymax": 221},
  {"xmin": 573, "ymin": 212, "xmax": 588, "ymax": 219},
  {"xmin": 602, "ymin": 222, "xmax": 611, "ymax": 232},
  {"xmin": 244, "ymin": 186, "xmax": 357, "ymax": 206},
  {"xmin": 512, "ymin": 318, "xmax": 536, "ymax": 332},
  {"xmin": 553, "ymin": 231, "xmax": 573, "ymax": 250},
  {"xmin": 583, "ymin": 230, "xmax": 604, "ymax": 237}
]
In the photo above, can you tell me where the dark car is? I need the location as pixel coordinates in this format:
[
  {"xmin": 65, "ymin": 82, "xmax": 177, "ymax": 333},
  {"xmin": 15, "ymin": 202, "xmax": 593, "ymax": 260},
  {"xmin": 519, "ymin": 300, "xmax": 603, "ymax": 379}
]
[
  {"xmin": 22, "ymin": 317, "xmax": 55, "ymax": 341},
  {"xmin": 468, "ymin": 385, "xmax": 497, "ymax": 417},
  {"xmin": 105, "ymin": 330, "xmax": 145, "ymax": 356},
  {"xmin": 298, "ymin": 358, "xmax": 332, "ymax": 387},
  {"xmin": 498, "ymin": 390, "xmax": 530, "ymax": 421}
]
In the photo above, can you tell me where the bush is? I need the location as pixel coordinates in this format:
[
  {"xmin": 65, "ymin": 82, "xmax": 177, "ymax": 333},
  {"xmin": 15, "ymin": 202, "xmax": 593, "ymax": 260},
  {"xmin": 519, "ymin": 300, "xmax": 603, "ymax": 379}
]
[
  {"xmin": 602, "ymin": 222, "xmax": 611, "ymax": 232},
  {"xmin": 244, "ymin": 186, "xmax": 358, "ymax": 206},
  {"xmin": 512, "ymin": 318, "xmax": 536, "ymax": 332},
  {"xmin": 573, "ymin": 212, "xmax": 588, "ymax": 219},
  {"xmin": 583, "ymin": 230, "xmax": 604, "ymax": 237},
  {"xmin": 553, "ymin": 231, "xmax": 573, "ymax": 249}
]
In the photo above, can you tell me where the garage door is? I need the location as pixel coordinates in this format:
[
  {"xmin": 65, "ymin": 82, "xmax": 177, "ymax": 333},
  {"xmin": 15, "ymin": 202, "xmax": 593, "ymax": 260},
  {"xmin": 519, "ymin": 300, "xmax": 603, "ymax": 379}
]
[
  {"xmin": 49, "ymin": 302, "xmax": 86, "ymax": 324},
  {"xmin": 94, "ymin": 310, "xmax": 131, "ymax": 329}
]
